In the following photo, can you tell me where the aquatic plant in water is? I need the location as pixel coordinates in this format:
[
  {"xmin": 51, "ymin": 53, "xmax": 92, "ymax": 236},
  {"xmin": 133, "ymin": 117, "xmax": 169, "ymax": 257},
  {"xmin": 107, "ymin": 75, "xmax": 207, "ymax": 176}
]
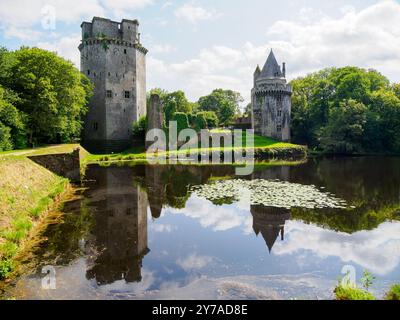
[{"xmin": 190, "ymin": 179, "xmax": 348, "ymax": 209}]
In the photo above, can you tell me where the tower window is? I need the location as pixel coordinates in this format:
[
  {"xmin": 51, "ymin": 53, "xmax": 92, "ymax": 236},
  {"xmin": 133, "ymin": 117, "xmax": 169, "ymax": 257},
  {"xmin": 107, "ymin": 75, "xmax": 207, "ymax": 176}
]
[
  {"xmin": 277, "ymin": 109, "xmax": 282, "ymax": 117},
  {"xmin": 124, "ymin": 49, "xmax": 127, "ymax": 54},
  {"xmin": 124, "ymin": 91, "xmax": 131, "ymax": 99},
  {"xmin": 93, "ymin": 122, "xmax": 99, "ymax": 131},
  {"xmin": 277, "ymin": 125, "xmax": 282, "ymax": 132},
  {"xmin": 87, "ymin": 70, "xmax": 90, "ymax": 75},
  {"xmin": 108, "ymin": 72, "xmax": 111, "ymax": 77},
  {"xmin": 106, "ymin": 90, "xmax": 113, "ymax": 98}
]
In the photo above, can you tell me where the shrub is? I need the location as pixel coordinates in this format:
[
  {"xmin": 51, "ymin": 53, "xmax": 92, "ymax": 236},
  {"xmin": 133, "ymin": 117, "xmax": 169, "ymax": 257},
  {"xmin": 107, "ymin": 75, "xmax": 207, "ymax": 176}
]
[
  {"xmin": 334, "ymin": 284, "xmax": 376, "ymax": 300},
  {"xmin": 197, "ymin": 111, "xmax": 219, "ymax": 128},
  {"xmin": 0, "ymin": 122, "xmax": 12, "ymax": 151},
  {"xmin": 194, "ymin": 113, "xmax": 207, "ymax": 131},
  {"xmin": 385, "ymin": 284, "xmax": 400, "ymax": 300},
  {"xmin": 132, "ymin": 116, "xmax": 147, "ymax": 138},
  {"xmin": 171, "ymin": 112, "xmax": 190, "ymax": 133}
]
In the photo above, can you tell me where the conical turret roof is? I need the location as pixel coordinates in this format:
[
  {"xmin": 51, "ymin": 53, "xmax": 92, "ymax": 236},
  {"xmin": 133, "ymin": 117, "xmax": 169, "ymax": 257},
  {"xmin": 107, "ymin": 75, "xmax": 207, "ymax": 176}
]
[{"xmin": 260, "ymin": 50, "xmax": 283, "ymax": 78}]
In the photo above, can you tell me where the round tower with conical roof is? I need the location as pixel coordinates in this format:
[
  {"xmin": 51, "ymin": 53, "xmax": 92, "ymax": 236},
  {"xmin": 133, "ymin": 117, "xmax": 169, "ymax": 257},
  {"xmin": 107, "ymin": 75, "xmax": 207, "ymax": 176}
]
[{"xmin": 251, "ymin": 50, "xmax": 292, "ymax": 141}]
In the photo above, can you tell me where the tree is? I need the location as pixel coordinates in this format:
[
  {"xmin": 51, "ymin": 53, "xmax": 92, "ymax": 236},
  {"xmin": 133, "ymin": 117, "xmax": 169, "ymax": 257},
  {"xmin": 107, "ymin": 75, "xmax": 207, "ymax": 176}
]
[
  {"xmin": 6, "ymin": 47, "xmax": 93, "ymax": 145},
  {"xmin": 0, "ymin": 85, "xmax": 26, "ymax": 150},
  {"xmin": 196, "ymin": 111, "xmax": 219, "ymax": 128},
  {"xmin": 171, "ymin": 112, "xmax": 190, "ymax": 133},
  {"xmin": 197, "ymin": 89, "xmax": 243, "ymax": 125},
  {"xmin": 163, "ymin": 91, "xmax": 192, "ymax": 124},
  {"xmin": 193, "ymin": 113, "xmax": 207, "ymax": 131},
  {"xmin": 318, "ymin": 99, "xmax": 367, "ymax": 154},
  {"xmin": 290, "ymin": 66, "xmax": 396, "ymax": 153}
]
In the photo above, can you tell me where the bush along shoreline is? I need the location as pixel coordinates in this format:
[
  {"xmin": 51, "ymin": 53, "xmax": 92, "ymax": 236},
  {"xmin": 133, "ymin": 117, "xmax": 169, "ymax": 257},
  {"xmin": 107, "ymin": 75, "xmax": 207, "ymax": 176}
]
[
  {"xmin": 334, "ymin": 270, "xmax": 400, "ymax": 300},
  {"xmin": 0, "ymin": 157, "xmax": 72, "ymax": 286}
]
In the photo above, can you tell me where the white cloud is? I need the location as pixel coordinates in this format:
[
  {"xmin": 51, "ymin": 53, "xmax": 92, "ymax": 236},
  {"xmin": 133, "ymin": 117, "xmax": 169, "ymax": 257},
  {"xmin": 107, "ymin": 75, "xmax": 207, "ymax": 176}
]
[
  {"xmin": 2, "ymin": 26, "xmax": 43, "ymax": 41},
  {"xmin": 274, "ymin": 221, "xmax": 400, "ymax": 276},
  {"xmin": 101, "ymin": 0, "xmax": 153, "ymax": 17},
  {"xmin": 151, "ymin": 223, "xmax": 177, "ymax": 233},
  {"xmin": 150, "ymin": 44, "xmax": 177, "ymax": 54},
  {"xmin": 0, "ymin": 0, "xmax": 104, "ymax": 27},
  {"xmin": 177, "ymin": 254, "xmax": 213, "ymax": 271},
  {"xmin": 149, "ymin": 0, "xmax": 400, "ymax": 103},
  {"xmin": 37, "ymin": 34, "xmax": 81, "ymax": 66},
  {"xmin": 174, "ymin": 3, "xmax": 220, "ymax": 24},
  {"xmin": 169, "ymin": 195, "xmax": 253, "ymax": 234},
  {"xmin": 162, "ymin": 1, "xmax": 173, "ymax": 10}
]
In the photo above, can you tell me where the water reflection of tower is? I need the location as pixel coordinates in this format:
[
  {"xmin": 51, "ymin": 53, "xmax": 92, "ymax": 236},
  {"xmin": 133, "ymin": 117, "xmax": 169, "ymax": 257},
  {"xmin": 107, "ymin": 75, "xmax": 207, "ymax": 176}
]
[
  {"xmin": 250, "ymin": 205, "xmax": 291, "ymax": 253},
  {"xmin": 85, "ymin": 166, "xmax": 149, "ymax": 285},
  {"xmin": 145, "ymin": 165, "xmax": 166, "ymax": 219}
]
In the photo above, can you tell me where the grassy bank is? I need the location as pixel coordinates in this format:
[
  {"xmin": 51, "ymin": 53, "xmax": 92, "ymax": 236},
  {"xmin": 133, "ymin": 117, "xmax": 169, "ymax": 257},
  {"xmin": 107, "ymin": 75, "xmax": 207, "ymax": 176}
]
[
  {"xmin": 83, "ymin": 133, "xmax": 307, "ymax": 165},
  {"xmin": 0, "ymin": 157, "xmax": 70, "ymax": 281}
]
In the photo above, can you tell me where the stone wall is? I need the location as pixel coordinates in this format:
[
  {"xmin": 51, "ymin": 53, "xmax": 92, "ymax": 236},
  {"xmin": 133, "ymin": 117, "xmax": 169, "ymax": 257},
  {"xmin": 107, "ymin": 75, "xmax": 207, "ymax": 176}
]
[{"xmin": 28, "ymin": 149, "xmax": 81, "ymax": 183}]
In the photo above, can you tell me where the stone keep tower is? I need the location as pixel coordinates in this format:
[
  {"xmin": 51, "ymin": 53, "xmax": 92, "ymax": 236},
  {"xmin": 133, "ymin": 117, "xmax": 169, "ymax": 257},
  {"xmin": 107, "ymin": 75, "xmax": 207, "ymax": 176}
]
[
  {"xmin": 79, "ymin": 17, "xmax": 148, "ymax": 153},
  {"xmin": 251, "ymin": 50, "xmax": 292, "ymax": 142}
]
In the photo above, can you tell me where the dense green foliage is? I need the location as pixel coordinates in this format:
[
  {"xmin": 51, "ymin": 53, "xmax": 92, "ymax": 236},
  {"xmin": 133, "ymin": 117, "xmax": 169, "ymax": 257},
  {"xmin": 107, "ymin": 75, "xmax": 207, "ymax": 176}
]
[
  {"xmin": 385, "ymin": 284, "xmax": 400, "ymax": 300},
  {"xmin": 198, "ymin": 89, "xmax": 242, "ymax": 125},
  {"xmin": 193, "ymin": 113, "xmax": 208, "ymax": 131},
  {"xmin": 197, "ymin": 111, "xmax": 219, "ymax": 128},
  {"xmin": 172, "ymin": 112, "xmax": 190, "ymax": 133},
  {"xmin": 334, "ymin": 285, "xmax": 376, "ymax": 300},
  {"xmin": 0, "ymin": 47, "xmax": 93, "ymax": 151},
  {"xmin": 132, "ymin": 115, "xmax": 147, "ymax": 138},
  {"xmin": 148, "ymin": 88, "xmax": 242, "ymax": 132},
  {"xmin": 291, "ymin": 67, "xmax": 400, "ymax": 154}
]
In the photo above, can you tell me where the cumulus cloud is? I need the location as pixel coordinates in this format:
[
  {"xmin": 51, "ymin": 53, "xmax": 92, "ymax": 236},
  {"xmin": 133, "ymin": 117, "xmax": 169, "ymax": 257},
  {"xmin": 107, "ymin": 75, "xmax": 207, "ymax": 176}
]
[
  {"xmin": 174, "ymin": 3, "xmax": 220, "ymax": 24},
  {"xmin": 151, "ymin": 223, "xmax": 177, "ymax": 233},
  {"xmin": 274, "ymin": 221, "xmax": 400, "ymax": 276},
  {"xmin": 171, "ymin": 195, "xmax": 252, "ymax": 233},
  {"xmin": 0, "ymin": 0, "xmax": 104, "ymax": 27},
  {"xmin": 150, "ymin": 44, "xmax": 177, "ymax": 54},
  {"xmin": 149, "ymin": 0, "xmax": 400, "ymax": 103},
  {"xmin": 37, "ymin": 34, "xmax": 81, "ymax": 66},
  {"xmin": 177, "ymin": 254, "xmax": 213, "ymax": 271}
]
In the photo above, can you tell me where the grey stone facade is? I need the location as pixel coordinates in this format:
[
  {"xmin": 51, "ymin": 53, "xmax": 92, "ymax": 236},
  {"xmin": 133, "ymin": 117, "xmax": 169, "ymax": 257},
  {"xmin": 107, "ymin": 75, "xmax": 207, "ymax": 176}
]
[
  {"xmin": 251, "ymin": 50, "xmax": 292, "ymax": 142},
  {"xmin": 79, "ymin": 17, "xmax": 148, "ymax": 153},
  {"xmin": 146, "ymin": 94, "xmax": 164, "ymax": 148}
]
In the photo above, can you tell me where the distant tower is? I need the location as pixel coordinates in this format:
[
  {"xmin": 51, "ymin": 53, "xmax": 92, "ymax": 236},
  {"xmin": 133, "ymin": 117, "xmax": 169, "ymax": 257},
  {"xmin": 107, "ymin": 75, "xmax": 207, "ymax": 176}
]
[
  {"xmin": 251, "ymin": 50, "xmax": 292, "ymax": 141},
  {"xmin": 79, "ymin": 17, "xmax": 148, "ymax": 153}
]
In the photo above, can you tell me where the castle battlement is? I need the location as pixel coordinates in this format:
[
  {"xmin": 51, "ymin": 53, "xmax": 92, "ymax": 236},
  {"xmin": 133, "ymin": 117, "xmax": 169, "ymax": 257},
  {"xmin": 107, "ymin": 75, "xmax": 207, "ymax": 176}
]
[
  {"xmin": 80, "ymin": 17, "xmax": 147, "ymax": 153},
  {"xmin": 81, "ymin": 17, "xmax": 141, "ymax": 45}
]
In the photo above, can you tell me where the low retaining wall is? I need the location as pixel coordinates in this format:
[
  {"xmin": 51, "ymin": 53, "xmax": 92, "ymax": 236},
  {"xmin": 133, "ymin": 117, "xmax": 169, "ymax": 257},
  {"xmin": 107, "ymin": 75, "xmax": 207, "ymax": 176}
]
[{"xmin": 28, "ymin": 148, "xmax": 81, "ymax": 183}]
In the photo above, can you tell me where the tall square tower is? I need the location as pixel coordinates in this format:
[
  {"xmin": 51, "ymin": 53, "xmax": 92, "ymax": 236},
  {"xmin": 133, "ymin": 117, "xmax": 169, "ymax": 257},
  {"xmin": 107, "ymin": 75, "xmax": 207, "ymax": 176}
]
[{"xmin": 79, "ymin": 17, "xmax": 148, "ymax": 153}]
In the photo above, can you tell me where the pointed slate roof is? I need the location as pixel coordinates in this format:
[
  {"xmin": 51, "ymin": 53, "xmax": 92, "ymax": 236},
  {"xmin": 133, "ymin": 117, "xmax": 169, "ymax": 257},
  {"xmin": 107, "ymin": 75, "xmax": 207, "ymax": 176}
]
[{"xmin": 260, "ymin": 50, "xmax": 282, "ymax": 78}]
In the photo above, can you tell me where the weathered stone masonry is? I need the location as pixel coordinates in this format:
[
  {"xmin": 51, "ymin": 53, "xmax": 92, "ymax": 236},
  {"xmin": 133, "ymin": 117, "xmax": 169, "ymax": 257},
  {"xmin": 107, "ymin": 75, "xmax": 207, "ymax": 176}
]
[
  {"xmin": 251, "ymin": 50, "xmax": 292, "ymax": 142},
  {"xmin": 79, "ymin": 17, "xmax": 148, "ymax": 153}
]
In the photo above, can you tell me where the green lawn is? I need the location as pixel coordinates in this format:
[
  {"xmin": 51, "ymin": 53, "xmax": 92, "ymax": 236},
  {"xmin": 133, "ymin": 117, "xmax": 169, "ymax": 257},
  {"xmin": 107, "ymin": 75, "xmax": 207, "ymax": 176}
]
[
  {"xmin": 0, "ymin": 133, "xmax": 306, "ymax": 165},
  {"xmin": 84, "ymin": 132, "xmax": 306, "ymax": 164}
]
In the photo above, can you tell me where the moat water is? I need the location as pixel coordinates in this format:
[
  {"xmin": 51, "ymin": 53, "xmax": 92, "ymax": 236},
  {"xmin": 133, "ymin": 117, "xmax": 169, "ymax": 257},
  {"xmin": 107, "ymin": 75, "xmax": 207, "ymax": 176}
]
[{"xmin": 6, "ymin": 156, "xmax": 400, "ymax": 299}]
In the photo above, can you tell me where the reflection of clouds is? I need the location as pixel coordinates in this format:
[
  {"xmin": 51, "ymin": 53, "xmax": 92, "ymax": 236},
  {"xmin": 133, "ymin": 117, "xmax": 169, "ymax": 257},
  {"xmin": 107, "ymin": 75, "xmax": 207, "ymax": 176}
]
[
  {"xmin": 151, "ymin": 224, "xmax": 177, "ymax": 233},
  {"xmin": 177, "ymin": 254, "xmax": 213, "ymax": 271},
  {"xmin": 172, "ymin": 195, "xmax": 253, "ymax": 233},
  {"xmin": 274, "ymin": 221, "xmax": 400, "ymax": 276}
]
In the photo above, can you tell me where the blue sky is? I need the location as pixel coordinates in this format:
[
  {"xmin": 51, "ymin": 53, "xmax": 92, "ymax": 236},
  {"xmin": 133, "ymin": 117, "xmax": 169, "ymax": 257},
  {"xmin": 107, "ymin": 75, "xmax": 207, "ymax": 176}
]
[{"xmin": 0, "ymin": 0, "xmax": 399, "ymax": 104}]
